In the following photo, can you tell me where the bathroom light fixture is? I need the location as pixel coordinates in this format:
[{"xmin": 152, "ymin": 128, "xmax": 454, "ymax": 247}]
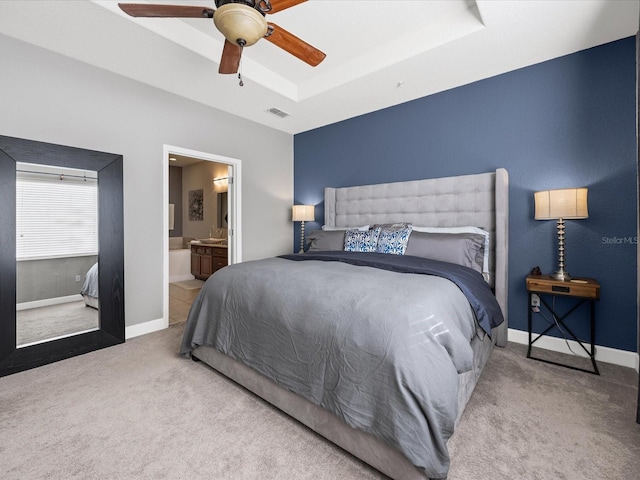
[
  {"xmin": 292, "ymin": 204, "xmax": 314, "ymax": 253},
  {"xmin": 213, "ymin": 176, "xmax": 229, "ymax": 188},
  {"xmin": 534, "ymin": 187, "xmax": 588, "ymax": 281}
]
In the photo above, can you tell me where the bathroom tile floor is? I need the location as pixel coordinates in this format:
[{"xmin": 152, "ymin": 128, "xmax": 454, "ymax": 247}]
[{"xmin": 169, "ymin": 283, "xmax": 201, "ymax": 325}]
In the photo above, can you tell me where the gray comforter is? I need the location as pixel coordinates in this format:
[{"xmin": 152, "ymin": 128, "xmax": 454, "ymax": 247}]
[{"xmin": 180, "ymin": 253, "xmax": 503, "ymax": 479}]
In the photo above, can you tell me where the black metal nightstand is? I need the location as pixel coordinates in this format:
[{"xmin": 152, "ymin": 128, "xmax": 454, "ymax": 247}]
[{"xmin": 526, "ymin": 274, "xmax": 600, "ymax": 375}]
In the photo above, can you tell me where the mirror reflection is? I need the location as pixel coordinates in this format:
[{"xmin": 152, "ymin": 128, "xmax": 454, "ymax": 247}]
[
  {"xmin": 217, "ymin": 191, "xmax": 228, "ymax": 228},
  {"xmin": 16, "ymin": 162, "xmax": 99, "ymax": 348}
]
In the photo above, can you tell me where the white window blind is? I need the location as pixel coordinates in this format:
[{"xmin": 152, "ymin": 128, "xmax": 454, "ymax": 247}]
[{"xmin": 16, "ymin": 163, "xmax": 98, "ymax": 260}]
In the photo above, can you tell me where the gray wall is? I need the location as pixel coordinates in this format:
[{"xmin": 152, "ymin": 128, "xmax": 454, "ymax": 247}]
[
  {"xmin": 1, "ymin": 34, "xmax": 294, "ymax": 328},
  {"xmin": 17, "ymin": 256, "xmax": 98, "ymax": 303}
]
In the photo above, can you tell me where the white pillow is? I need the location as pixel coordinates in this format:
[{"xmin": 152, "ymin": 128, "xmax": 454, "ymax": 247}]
[
  {"xmin": 322, "ymin": 225, "xmax": 369, "ymax": 231},
  {"xmin": 412, "ymin": 226, "xmax": 490, "ymax": 275}
]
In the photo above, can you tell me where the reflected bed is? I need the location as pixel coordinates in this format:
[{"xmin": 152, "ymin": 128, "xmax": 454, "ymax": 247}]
[{"xmin": 81, "ymin": 262, "xmax": 98, "ymax": 309}]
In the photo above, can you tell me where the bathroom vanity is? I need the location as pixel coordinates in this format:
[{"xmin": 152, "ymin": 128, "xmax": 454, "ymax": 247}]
[{"xmin": 191, "ymin": 244, "xmax": 227, "ymax": 280}]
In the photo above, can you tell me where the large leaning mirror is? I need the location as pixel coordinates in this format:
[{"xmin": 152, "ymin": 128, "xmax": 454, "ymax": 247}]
[{"xmin": 0, "ymin": 136, "xmax": 124, "ymax": 377}]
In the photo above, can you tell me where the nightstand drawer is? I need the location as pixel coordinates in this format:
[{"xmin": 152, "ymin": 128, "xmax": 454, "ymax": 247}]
[{"xmin": 526, "ymin": 275, "xmax": 599, "ymax": 300}]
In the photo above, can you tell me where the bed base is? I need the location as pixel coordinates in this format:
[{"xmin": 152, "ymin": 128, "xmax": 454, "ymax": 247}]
[
  {"xmin": 82, "ymin": 294, "xmax": 99, "ymax": 310},
  {"xmin": 192, "ymin": 328, "xmax": 495, "ymax": 480},
  {"xmin": 192, "ymin": 344, "xmax": 431, "ymax": 480}
]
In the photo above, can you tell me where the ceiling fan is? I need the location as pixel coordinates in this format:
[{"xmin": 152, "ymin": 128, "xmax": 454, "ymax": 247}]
[{"xmin": 118, "ymin": 1, "xmax": 326, "ymax": 74}]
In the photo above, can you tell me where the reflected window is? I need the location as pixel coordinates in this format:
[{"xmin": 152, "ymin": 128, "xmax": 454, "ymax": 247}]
[{"xmin": 16, "ymin": 162, "xmax": 97, "ymax": 259}]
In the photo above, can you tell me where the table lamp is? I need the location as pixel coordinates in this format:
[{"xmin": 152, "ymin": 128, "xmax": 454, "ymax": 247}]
[
  {"xmin": 534, "ymin": 187, "xmax": 588, "ymax": 281},
  {"xmin": 292, "ymin": 204, "xmax": 315, "ymax": 253}
]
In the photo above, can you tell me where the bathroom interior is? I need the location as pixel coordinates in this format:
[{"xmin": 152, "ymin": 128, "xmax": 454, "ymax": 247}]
[{"xmin": 168, "ymin": 155, "xmax": 229, "ymax": 324}]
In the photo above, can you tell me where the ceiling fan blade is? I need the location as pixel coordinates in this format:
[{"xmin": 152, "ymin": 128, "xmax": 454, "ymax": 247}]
[
  {"xmin": 265, "ymin": 23, "xmax": 325, "ymax": 67},
  {"xmin": 261, "ymin": 0, "xmax": 307, "ymax": 14},
  {"xmin": 118, "ymin": 3, "xmax": 214, "ymax": 18},
  {"xmin": 219, "ymin": 39, "xmax": 243, "ymax": 74}
]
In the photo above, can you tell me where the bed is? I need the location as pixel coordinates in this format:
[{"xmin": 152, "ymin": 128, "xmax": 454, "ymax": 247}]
[
  {"xmin": 180, "ymin": 169, "xmax": 509, "ymax": 480},
  {"xmin": 81, "ymin": 262, "xmax": 99, "ymax": 309}
]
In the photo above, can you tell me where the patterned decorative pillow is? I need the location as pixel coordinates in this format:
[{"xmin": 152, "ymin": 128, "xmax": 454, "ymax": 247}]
[
  {"xmin": 376, "ymin": 226, "xmax": 413, "ymax": 255},
  {"xmin": 344, "ymin": 227, "xmax": 381, "ymax": 253}
]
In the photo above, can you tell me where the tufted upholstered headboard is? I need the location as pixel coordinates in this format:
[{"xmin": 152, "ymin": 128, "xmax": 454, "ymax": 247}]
[{"xmin": 324, "ymin": 168, "xmax": 509, "ymax": 346}]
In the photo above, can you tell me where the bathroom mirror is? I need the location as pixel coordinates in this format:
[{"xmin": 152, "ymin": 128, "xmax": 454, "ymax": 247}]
[
  {"xmin": 0, "ymin": 136, "xmax": 124, "ymax": 377},
  {"xmin": 217, "ymin": 191, "xmax": 228, "ymax": 228}
]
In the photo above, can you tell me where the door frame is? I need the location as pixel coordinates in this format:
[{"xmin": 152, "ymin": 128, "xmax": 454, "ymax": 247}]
[{"xmin": 162, "ymin": 144, "xmax": 242, "ymax": 328}]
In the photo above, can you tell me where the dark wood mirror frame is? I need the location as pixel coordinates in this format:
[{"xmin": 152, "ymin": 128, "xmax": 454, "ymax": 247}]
[{"xmin": 0, "ymin": 135, "xmax": 124, "ymax": 377}]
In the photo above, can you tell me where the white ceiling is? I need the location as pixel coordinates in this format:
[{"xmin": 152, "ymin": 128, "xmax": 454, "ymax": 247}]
[{"xmin": 0, "ymin": 0, "xmax": 638, "ymax": 134}]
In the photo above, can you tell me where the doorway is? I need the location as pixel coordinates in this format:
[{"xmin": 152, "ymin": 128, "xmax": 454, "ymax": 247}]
[{"xmin": 162, "ymin": 145, "xmax": 242, "ymax": 328}]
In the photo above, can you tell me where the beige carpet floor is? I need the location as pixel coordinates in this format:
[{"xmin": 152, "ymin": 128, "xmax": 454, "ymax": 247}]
[
  {"xmin": 16, "ymin": 300, "xmax": 99, "ymax": 346},
  {"xmin": 0, "ymin": 323, "xmax": 638, "ymax": 480}
]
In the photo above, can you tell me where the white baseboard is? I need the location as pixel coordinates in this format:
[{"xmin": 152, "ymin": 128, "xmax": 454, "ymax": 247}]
[
  {"xmin": 17, "ymin": 294, "xmax": 83, "ymax": 311},
  {"xmin": 125, "ymin": 317, "xmax": 167, "ymax": 340},
  {"xmin": 508, "ymin": 328, "xmax": 639, "ymax": 372}
]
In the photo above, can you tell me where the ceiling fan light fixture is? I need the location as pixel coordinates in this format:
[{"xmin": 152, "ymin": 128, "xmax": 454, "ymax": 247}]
[{"xmin": 214, "ymin": 3, "xmax": 268, "ymax": 47}]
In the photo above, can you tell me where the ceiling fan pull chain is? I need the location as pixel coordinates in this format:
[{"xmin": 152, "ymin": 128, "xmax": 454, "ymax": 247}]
[{"xmin": 238, "ymin": 57, "xmax": 244, "ymax": 87}]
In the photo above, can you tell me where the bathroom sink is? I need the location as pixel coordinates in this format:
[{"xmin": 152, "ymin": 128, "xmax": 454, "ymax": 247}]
[{"xmin": 199, "ymin": 238, "xmax": 227, "ymax": 245}]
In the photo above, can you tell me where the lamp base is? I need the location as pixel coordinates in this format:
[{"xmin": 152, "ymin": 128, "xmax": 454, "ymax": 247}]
[
  {"xmin": 552, "ymin": 270, "xmax": 571, "ymax": 281},
  {"xmin": 299, "ymin": 220, "xmax": 306, "ymax": 254},
  {"xmin": 552, "ymin": 217, "xmax": 571, "ymax": 282}
]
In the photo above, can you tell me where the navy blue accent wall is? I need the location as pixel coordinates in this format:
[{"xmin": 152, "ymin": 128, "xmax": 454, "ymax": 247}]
[{"xmin": 294, "ymin": 37, "xmax": 637, "ymax": 353}]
